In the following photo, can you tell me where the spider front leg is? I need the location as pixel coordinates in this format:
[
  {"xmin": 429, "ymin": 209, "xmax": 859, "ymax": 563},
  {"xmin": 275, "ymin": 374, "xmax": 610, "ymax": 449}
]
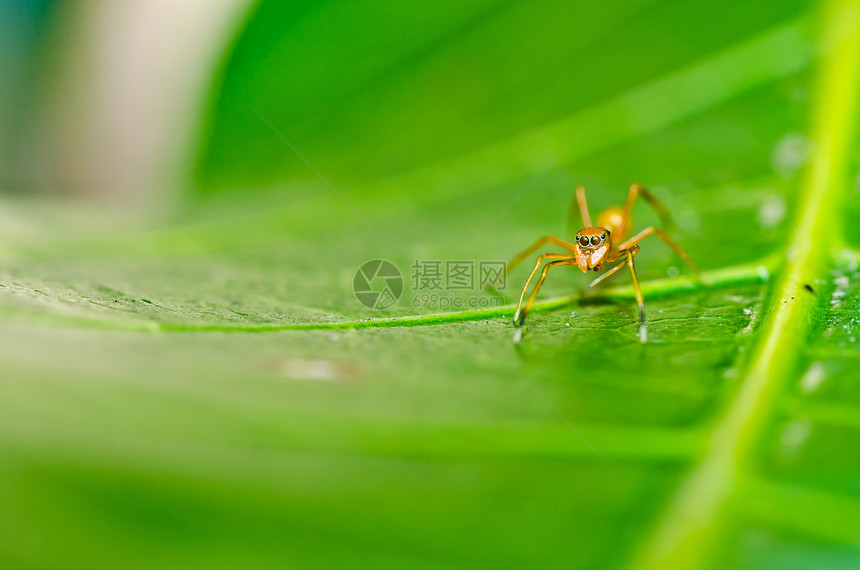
[
  {"xmin": 513, "ymin": 255, "xmax": 575, "ymax": 327},
  {"xmin": 588, "ymin": 256, "xmax": 629, "ymax": 288},
  {"xmin": 618, "ymin": 226, "xmax": 700, "ymax": 277},
  {"xmin": 623, "ymin": 249, "xmax": 648, "ymax": 343},
  {"xmin": 620, "ymin": 183, "xmax": 675, "ymax": 236},
  {"xmin": 588, "ymin": 247, "xmax": 648, "ymax": 342},
  {"xmin": 507, "ymin": 236, "xmax": 577, "ymax": 275},
  {"xmin": 568, "ymin": 184, "xmax": 593, "ymax": 229}
]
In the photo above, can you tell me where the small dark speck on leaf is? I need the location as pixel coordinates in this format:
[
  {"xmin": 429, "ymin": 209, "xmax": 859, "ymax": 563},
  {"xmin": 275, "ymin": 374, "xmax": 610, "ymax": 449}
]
[{"xmin": 803, "ymin": 283, "xmax": 815, "ymax": 294}]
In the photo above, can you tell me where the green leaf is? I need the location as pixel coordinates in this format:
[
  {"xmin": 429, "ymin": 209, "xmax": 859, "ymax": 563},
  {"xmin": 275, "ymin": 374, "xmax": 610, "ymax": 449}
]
[{"xmin": 1, "ymin": 0, "xmax": 860, "ymax": 569}]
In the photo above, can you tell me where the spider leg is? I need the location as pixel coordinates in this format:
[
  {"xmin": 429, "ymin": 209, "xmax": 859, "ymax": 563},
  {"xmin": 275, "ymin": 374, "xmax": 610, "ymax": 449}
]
[
  {"xmin": 513, "ymin": 253, "xmax": 571, "ymax": 325},
  {"xmin": 618, "ymin": 226, "xmax": 699, "ymax": 277},
  {"xmin": 620, "ymin": 183, "xmax": 675, "ymax": 236},
  {"xmin": 589, "ymin": 257, "xmax": 629, "ymax": 288},
  {"xmin": 624, "ymin": 249, "xmax": 648, "ymax": 343},
  {"xmin": 572, "ymin": 185, "xmax": 592, "ymax": 228},
  {"xmin": 507, "ymin": 236, "xmax": 577, "ymax": 274},
  {"xmin": 514, "ymin": 257, "xmax": 576, "ymax": 326}
]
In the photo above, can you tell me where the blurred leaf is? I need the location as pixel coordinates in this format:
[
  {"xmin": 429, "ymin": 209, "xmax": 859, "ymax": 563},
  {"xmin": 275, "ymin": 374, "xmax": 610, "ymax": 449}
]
[{"xmin": 1, "ymin": 0, "xmax": 860, "ymax": 569}]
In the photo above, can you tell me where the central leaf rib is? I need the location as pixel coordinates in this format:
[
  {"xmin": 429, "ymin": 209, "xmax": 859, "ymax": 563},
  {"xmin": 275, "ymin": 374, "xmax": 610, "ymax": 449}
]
[{"xmin": 627, "ymin": 0, "xmax": 860, "ymax": 568}]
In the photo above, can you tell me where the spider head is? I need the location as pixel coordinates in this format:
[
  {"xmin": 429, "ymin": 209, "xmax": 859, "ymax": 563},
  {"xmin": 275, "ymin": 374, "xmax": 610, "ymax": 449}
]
[{"xmin": 574, "ymin": 228, "xmax": 610, "ymax": 272}]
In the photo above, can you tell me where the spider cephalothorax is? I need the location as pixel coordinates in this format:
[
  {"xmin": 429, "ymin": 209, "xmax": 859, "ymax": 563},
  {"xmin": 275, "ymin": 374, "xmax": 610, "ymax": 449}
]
[{"xmin": 573, "ymin": 228, "xmax": 611, "ymax": 272}]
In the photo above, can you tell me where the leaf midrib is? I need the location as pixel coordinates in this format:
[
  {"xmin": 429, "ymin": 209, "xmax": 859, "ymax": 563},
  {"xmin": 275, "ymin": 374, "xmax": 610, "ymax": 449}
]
[{"xmin": 628, "ymin": 0, "xmax": 860, "ymax": 567}]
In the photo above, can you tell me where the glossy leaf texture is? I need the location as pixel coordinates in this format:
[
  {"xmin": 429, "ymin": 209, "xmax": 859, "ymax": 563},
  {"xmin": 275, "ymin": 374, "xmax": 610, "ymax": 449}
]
[{"xmin": 1, "ymin": 0, "xmax": 859, "ymax": 569}]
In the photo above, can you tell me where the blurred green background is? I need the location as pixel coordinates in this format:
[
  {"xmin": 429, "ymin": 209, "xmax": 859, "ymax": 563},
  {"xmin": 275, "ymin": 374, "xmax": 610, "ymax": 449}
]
[{"xmin": 0, "ymin": 0, "xmax": 859, "ymax": 568}]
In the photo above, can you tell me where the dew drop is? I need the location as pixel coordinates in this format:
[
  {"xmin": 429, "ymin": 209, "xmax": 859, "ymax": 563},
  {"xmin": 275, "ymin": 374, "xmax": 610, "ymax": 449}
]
[
  {"xmin": 274, "ymin": 358, "xmax": 359, "ymax": 381},
  {"xmin": 771, "ymin": 132, "xmax": 810, "ymax": 177},
  {"xmin": 780, "ymin": 419, "xmax": 812, "ymax": 457},
  {"xmin": 800, "ymin": 362, "xmax": 825, "ymax": 394},
  {"xmin": 757, "ymin": 195, "xmax": 787, "ymax": 230}
]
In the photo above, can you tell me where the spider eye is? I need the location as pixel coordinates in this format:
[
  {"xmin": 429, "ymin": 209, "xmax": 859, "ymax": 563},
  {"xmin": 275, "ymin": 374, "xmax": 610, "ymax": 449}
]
[
  {"xmin": 590, "ymin": 235, "xmax": 601, "ymax": 246},
  {"xmin": 578, "ymin": 236, "xmax": 589, "ymax": 247}
]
